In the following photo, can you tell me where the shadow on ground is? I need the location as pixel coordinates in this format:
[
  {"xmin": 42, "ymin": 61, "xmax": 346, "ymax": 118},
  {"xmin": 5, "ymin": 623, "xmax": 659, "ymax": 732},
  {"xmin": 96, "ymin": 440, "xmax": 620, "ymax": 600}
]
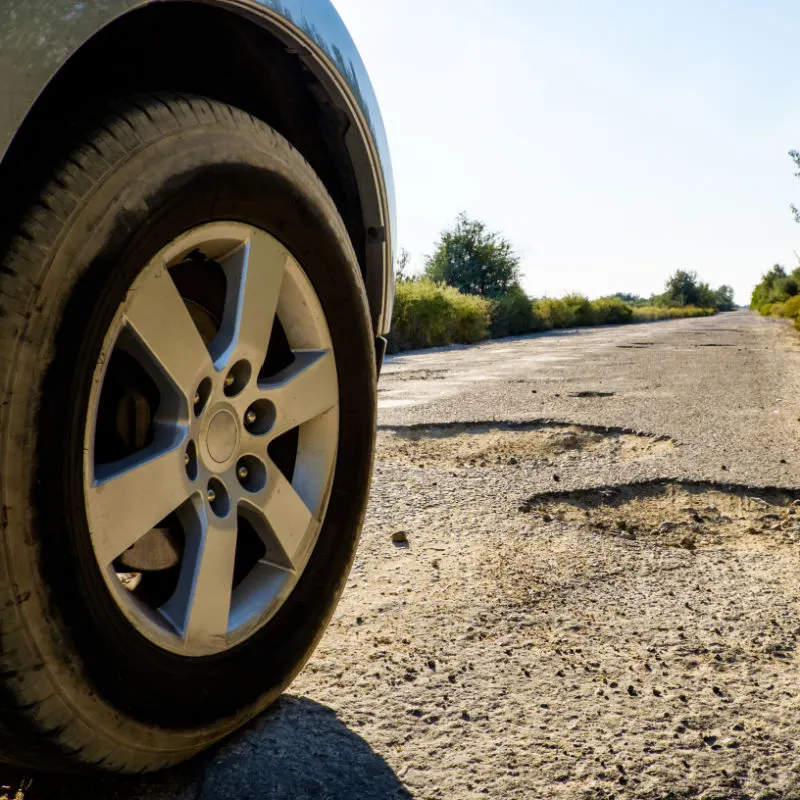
[{"xmin": 0, "ymin": 696, "xmax": 410, "ymax": 800}]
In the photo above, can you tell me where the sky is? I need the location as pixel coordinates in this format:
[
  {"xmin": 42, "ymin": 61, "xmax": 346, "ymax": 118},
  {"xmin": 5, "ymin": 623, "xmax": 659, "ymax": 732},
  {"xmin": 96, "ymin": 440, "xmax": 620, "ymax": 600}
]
[{"xmin": 332, "ymin": 0, "xmax": 800, "ymax": 305}]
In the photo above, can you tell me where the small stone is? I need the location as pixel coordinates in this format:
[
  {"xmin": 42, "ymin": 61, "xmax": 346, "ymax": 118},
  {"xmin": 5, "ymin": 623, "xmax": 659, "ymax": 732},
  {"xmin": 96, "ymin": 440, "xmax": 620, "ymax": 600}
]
[
  {"xmin": 553, "ymin": 474, "xmax": 561, "ymax": 483},
  {"xmin": 781, "ymin": 459, "xmax": 788, "ymax": 464},
  {"xmin": 508, "ymin": 457, "xmax": 518, "ymax": 466},
  {"xmin": 627, "ymin": 685, "xmax": 638, "ymax": 697},
  {"xmin": 658, "ymin": 521, "xmax": 676, "ymax": 533},
  {"xmin": 518, "ymin": 503, "xmax": 532, "ymax": 513},
  {"xmin": 721, "ymin": 465, "xmax": 728, "ymax": 471},
  {"xmin": 541, "ymin": 513, "xmax": 553, "ymax": 522},
  {"xmin": 432, "ymin": 559, "xmax": 440, "ymax": 569},
  {"xmin": 356, "ymin": 616, "xmax": 364, "ymax": 625},
  {"xmin": 679, "ymin": 536, "xmax": 696, "ymax": 550},
  {"xmin": 427, "ymin": 659, "xmax": 436, "ymax": 671},
  {"xmin": 391, "ymin": 531, "xmax": 409, "ymax": 544}
]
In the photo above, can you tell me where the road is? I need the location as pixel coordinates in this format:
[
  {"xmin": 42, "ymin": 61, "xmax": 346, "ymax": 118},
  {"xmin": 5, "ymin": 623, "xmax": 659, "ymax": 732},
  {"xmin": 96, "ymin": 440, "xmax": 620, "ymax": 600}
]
[{"xmin": 8, "ymin": 310, "xmax": 800, "ymax": 799}]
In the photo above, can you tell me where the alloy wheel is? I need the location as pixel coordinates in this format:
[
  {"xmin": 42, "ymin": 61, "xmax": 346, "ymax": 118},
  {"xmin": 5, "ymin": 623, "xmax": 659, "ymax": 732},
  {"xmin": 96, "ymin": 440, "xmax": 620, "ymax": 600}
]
[{"xmin": 84, "ymin": 222, "xmax": 339, "ymax": 656}]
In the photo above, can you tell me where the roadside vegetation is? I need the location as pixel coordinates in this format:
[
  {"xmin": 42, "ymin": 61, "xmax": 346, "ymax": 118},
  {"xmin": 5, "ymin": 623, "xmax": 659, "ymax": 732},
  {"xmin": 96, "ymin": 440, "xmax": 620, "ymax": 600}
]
[
  {"xmin": 749, "ymin": 151, "xmax": 800, "ymax": 330},
  {"xmin": 389, "ymin": 214, "xmax": 731, "ymax": 353},
  {"xmin": 750, "ymin": 265, "xmax": 800, "ymax": 330}
]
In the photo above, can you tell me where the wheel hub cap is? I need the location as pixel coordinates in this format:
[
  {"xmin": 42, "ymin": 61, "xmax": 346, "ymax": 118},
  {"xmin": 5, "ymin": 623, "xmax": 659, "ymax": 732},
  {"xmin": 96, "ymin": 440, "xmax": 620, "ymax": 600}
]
[{"xmin": 205, "ymin": 409, "xmax": 238, "ymax": 465}]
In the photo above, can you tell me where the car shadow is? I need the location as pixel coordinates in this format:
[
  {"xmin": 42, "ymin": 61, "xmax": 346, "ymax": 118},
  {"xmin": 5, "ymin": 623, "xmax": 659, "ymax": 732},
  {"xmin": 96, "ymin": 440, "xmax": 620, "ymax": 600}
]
[{"xmin": 0, "ymin": 696, "xmax": 411, "ymax": 800}]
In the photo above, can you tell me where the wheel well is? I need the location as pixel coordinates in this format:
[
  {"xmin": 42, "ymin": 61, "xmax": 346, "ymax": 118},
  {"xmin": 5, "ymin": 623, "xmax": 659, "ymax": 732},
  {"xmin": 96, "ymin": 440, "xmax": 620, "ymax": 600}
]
[{"xmin": 0, "ymin": 2, "xmax": 366, "ymax": 278}]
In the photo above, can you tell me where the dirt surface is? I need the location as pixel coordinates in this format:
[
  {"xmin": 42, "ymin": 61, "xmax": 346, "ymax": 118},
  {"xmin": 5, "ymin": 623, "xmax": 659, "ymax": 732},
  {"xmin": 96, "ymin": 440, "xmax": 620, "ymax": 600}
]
[{"xmin": 9, "ymin": 311, "xmax": 800, "ymax": 799}]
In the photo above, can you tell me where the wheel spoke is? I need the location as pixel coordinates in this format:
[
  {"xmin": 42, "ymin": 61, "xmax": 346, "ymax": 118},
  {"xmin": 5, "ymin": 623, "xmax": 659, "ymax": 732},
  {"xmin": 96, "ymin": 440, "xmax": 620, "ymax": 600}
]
[
  {"xmin": 122, "ymin": 262, "xmax": 213, "ymax": 401},
  {"xmin": 264, "ymin": 350, "xmax": 338, "ymax": 437},
  {"xmin": 87, "ymin": 433, "xmax": 192, "ymax": 567},
  {"xmin": 161, "ymin": 501, "xmax": 238, "ymax": 650},
  {"xmin": 243, "ymin": 464, "xmax": 315, "ymax": 567},
  {"xmin": 213, "ymin": 233, "xmax": 290, "ymax": 370}
]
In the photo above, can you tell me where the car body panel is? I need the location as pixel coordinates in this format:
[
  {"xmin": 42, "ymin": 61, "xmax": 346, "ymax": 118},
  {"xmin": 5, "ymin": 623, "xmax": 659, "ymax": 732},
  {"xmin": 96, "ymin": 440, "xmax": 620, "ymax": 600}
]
[{"xmin": 0, "ymin": 0, "xmax": 395, "ymax": 334}]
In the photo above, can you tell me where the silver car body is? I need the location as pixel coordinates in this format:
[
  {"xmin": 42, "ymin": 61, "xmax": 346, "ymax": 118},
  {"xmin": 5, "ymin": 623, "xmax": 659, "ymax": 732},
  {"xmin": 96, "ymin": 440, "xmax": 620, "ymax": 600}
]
[{"xmin": 0, "ymin": 0, "xmax": 395, "ymax": 334}]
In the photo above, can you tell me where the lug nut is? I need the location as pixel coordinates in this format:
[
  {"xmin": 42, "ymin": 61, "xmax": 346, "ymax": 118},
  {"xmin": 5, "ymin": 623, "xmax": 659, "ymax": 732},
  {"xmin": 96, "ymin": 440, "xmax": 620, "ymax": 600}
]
[
  {"xmin": 193, "ymin": 392, "xmax": 200, "ymax": 406},
  {"xmin": 238, "ymin": 466, "xmax": 249, "ymax": 481},
  {"xmin": 207, "ymin": 488, "xmax": 216, "ymax": 504},
  {"xmin": 225, "ymin": 375, "xmax": 235, "ymax": 388},
  {"xmin": 245, "ymin": 410, "xmax": 257, "ymax": 426},
  {"xmin": 185, "ymin": 452, "xmax": 190, "ymax": 466}
]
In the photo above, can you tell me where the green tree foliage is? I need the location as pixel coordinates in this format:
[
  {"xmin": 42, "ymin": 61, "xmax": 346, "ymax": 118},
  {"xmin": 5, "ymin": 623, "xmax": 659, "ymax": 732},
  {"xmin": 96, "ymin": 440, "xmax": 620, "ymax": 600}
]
[
  {"xmin": 424, "ymin": 213, "xmax": 520, "ymax": 298},
  {"xmin": 750, "ymin": 264, "xmax": 800, "ymax": 310},
  {"xmin": 613, "ymin": 292, "xmax": 646, "ymax": 306},
  {"xmin": 656, "ymin": 270, "xmax": 734, "ymax": 311},
  {"xmin": 715, "ymin": 285, "xmax": 736, "ymax": 311}
]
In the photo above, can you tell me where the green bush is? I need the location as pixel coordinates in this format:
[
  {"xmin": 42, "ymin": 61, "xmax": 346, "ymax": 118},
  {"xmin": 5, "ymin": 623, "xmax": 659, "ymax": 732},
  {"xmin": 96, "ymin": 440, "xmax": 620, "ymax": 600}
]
[
  {"xmin": 452, "ymin": 289, "xmax": 492, "ymax": 343},
  {"xmin": 591, "ymin": 296, "xmax": 634, "ymax": 324},
  {"xmin": 534, "ymin": 298, "xmax": 575, "ymax": 329},
  {"xmin": 388, "ymin": 279, "xmax": 490, "ymax": 353},
  {"xmin": 489, "ymin": 288, "xmax": 542, "ymax": 337},
  {"xmin": 562, "ymin": 294, "xmax": 596, "ymax": 326},
  {"xmin": 777, "ymin": 294, "xmax": 800, "ymax": 319},
  {"xmin": 631, "ymin": 306, "xmax": 715, "ymax": 323},
  {"xmin": 758, "ymin": 303, "xmax": 774, "ymax": 316},
  {"xmin": 389, "ymin": 282, "xmax": 716, "ymax": 353}
]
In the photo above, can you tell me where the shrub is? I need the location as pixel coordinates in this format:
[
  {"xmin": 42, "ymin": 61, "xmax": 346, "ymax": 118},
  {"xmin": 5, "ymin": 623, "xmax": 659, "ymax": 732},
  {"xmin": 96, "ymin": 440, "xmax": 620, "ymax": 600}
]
[
  {"xmin": 489, "ymin": 288, "xmax": 541, "ymax": 337},
  {"xmin": 451, "ymin": 288, "xmax": 492, "ymax": 343},
  {"xmin": 758, "ymin": 303, "xmax": 774, "ymax": 316},
  {"xmin": 631, "ymin": 306, "xmax": 715, "ymax": 323},
  {"xmin": 562, "ymin": 294, "xmax": 596, "ymax": 326},
  {"xmin": 388, "ymin": 279, "xmax": 489, "ymax": 353},
  {"xmin": 534, "ymin": 298, "xmax": 575, "ymax": 329},
  {"xmin": 591, "ymin": 297, "xmax": 634, "ymax": 324},
  {"xmin": 777, "ymin": 294, "xmax": 800, "ymax": 319}
]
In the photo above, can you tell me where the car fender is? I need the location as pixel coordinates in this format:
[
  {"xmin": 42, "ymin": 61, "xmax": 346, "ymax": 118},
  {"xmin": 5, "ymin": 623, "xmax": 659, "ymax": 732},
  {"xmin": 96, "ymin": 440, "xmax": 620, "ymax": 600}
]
[{"xmin": 0, "ymin": 0, "xmax": 395, "ymax": 333}]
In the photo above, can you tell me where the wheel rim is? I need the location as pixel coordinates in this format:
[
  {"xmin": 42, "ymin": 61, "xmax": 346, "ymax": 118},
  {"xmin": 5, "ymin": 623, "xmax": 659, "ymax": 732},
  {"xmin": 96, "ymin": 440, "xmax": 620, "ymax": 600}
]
[{"xmin": 83, "ymin": 222, "xmax": 339, "ymax": 657}]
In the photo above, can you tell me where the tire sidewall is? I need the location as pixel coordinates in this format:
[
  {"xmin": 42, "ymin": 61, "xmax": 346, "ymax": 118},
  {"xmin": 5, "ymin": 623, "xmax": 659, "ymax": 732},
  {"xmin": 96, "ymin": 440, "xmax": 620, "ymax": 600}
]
[{"xmin": 0, "ymin": 117, "xmax": 375, "ymax": 757}]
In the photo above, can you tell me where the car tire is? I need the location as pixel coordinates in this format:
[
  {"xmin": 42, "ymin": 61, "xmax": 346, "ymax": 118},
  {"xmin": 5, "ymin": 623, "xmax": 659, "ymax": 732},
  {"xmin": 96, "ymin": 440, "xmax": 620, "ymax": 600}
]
[{"xmin": 0, "ymin": 93, "xmax": 376, "ymax": 772}]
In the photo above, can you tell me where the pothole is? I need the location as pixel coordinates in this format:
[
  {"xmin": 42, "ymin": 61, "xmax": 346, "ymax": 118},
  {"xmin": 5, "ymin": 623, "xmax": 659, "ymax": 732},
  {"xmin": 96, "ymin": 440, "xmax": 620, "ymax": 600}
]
[
  {"xmin": 377, "ymin": 421, "xmax": 675, "ymax": 468},
  {"xmin": 519, "ymin": 481, "xmax": 800, "ymax": 552},
  {"xmin": 381, "ymin": 368, "xmax": 449, "ymax": 382}
]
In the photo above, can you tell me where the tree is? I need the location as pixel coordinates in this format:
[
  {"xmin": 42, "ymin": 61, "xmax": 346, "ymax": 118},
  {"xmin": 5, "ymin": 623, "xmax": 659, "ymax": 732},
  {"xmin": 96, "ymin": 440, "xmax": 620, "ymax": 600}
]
[
  {"xmin": 396, "ymin": 247, "xmax": 412, "ymax": 281},
  {"xmin": 612, "ymin": 292, "xmax": 645, "ymax": 306},
  {"xmin": 714, "ymin": 285, "xmax": 736, "ymax": 311},
  {"xmin": 658, "ymin": 270, "xmax": 734, "ymax": 310},
  {"xmin": 424, "ymin": 213, "xmax": 521, "ymax": 298},
  {"xmin": 661, "ymin": 270, "xmax": 702, "ymax": 307},
  {"xmin": 750, "ymin": 264, "xmax": 800, "ymax": 308}
]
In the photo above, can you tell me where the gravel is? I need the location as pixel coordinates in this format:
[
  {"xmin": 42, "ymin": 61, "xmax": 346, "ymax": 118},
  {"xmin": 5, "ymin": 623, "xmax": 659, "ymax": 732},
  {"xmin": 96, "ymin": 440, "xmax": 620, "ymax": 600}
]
[{"xmin": 9, "ymin": 311, "xmax": 800, "ymax": 799}]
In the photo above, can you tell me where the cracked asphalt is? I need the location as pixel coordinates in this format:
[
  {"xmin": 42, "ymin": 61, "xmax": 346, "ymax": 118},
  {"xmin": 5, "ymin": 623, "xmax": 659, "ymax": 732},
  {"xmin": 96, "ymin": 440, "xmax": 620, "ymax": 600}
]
[{"xmin": 9, "ymin": 310, "xmax": 800, "ymax": 800}]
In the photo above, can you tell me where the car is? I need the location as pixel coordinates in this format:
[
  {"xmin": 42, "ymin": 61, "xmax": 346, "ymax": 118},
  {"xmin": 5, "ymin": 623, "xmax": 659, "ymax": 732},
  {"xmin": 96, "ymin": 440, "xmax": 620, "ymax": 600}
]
[{"xmin": 0, "ymin": 0, "xmax": 394, "ymax": 774}]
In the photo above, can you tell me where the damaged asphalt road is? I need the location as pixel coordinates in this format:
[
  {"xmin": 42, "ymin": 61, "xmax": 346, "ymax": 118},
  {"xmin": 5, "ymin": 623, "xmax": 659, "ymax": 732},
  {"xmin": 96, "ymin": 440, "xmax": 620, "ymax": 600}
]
[{"xmin": 9, "ymin": 310, "xmax": 800, "ymax": 799}]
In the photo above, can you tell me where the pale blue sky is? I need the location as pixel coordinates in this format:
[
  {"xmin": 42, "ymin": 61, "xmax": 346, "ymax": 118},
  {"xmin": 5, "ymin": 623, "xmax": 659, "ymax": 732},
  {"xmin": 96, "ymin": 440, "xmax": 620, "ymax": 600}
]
[{"xmin": 333, "ymin": 0, "xmax": 800, "ymax": 304}]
